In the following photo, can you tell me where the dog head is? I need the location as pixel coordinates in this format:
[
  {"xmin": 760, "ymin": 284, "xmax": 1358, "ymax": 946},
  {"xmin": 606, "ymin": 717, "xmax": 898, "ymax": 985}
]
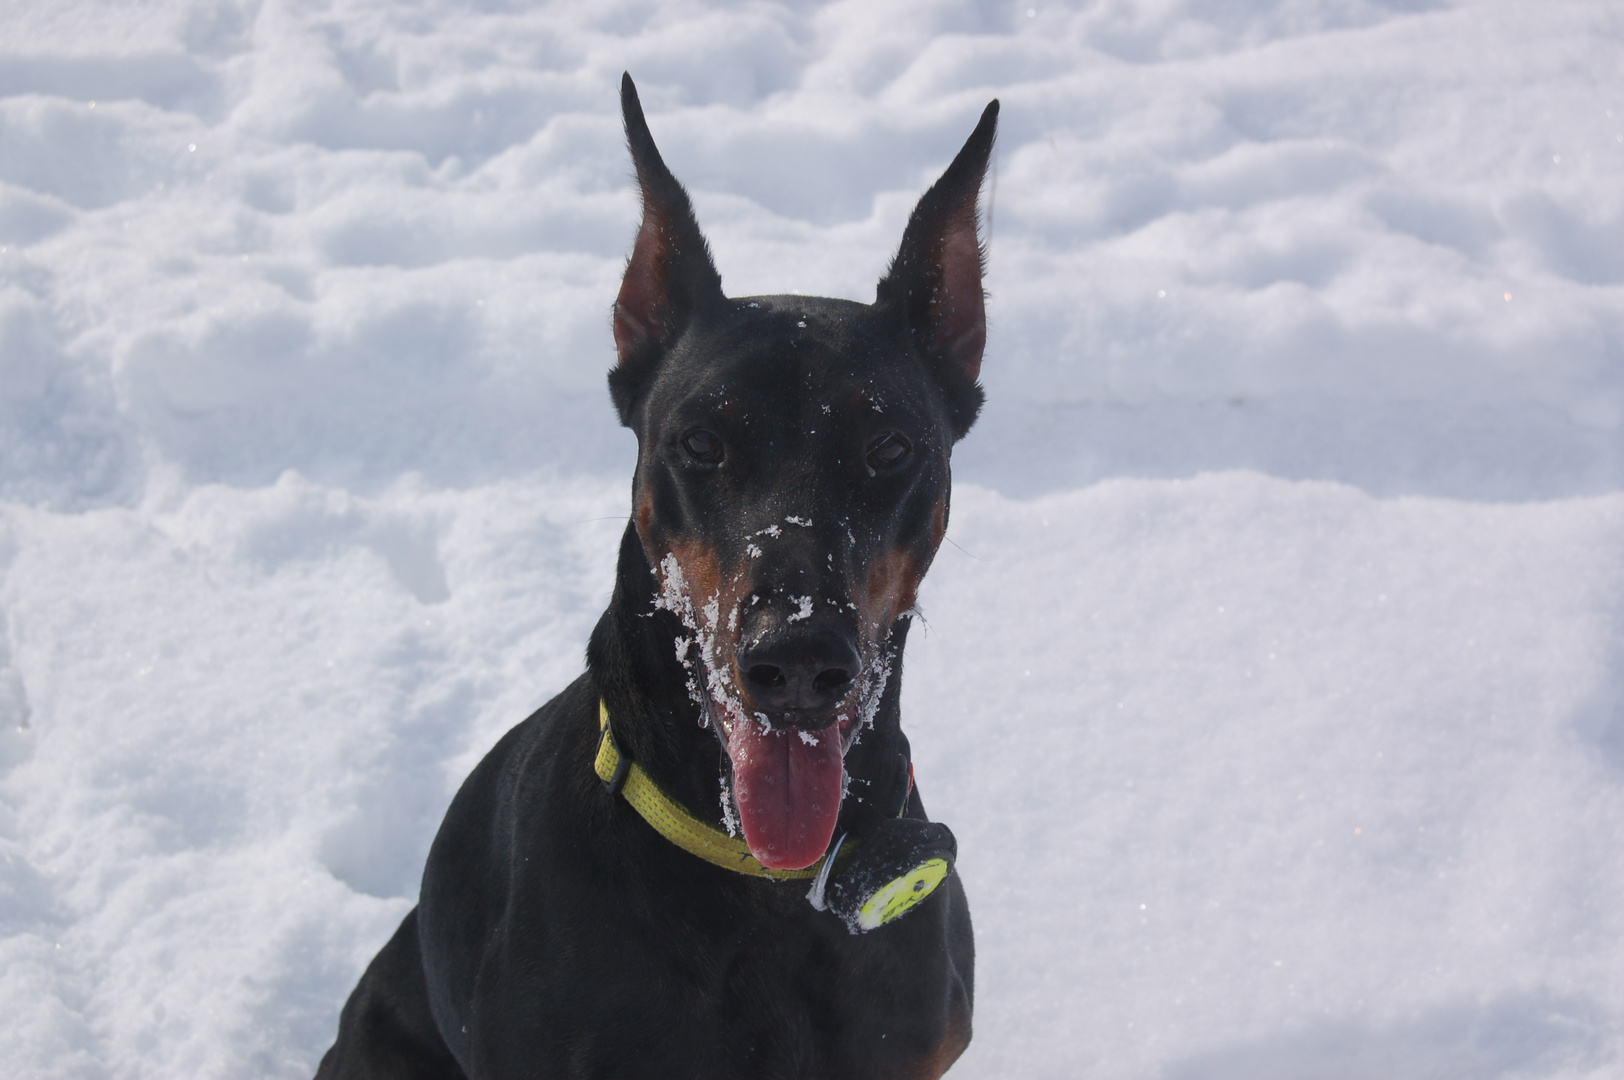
[{"xmin": 608, "ymin": 74, "xmax": 996, "ymax": 870}]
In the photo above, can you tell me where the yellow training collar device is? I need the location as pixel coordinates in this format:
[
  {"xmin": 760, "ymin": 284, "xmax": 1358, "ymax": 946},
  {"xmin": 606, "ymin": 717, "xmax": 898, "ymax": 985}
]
[
  {"xmin": 594, "ymin": 699, "xmax": 955, "ymax": 934},
  {"xmin": 594, "ymin": 700, "xmax": 827, "ymax": 881},
  {"xmin": 855, "ymin": 857, "xmax": 949, "ymax": 930}
]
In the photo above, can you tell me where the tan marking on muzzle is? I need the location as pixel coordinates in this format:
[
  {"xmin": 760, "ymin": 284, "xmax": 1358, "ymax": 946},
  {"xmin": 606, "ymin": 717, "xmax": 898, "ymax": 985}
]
[
  {"xmin": 859, "ymin": 548, "xmax": 923, "ymax": 636},
  {"xmin": 634, "ymin": 489, "xmax": 656, "ymax": 545},
  {"xmin": 660, "ymin": 539, "xmax": 759, "ymax": 714},
  {"xmin": 663, "ymin": 539, "xmax": 726, "ymax": 617}
]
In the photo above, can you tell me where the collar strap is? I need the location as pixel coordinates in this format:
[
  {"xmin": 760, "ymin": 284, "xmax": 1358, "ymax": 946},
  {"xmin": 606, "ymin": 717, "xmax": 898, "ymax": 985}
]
[{"xmin": 594, "ymin": 700, "xmax": 827, "ymax": 881}]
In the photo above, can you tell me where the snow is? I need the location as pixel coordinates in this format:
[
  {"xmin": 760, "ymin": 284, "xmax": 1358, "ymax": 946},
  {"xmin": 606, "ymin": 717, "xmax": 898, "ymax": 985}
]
[{"xmin": 0, "ymin": 0, "xmax": 1620, "ymax": 1077}]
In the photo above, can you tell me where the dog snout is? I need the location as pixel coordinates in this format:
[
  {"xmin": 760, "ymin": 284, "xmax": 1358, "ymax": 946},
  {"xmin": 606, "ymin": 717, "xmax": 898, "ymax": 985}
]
[{"xmin": 736, "ymin": 624, "xmax": 860, "ymax": 723}]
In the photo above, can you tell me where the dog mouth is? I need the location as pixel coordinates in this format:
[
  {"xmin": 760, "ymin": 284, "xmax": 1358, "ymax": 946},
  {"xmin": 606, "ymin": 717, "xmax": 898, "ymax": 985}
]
[
  {"xmin": 651, "ymin": 552, "xmax": 892, "ymax": 871},
  {"xmin": 702, "ymin": 648, "xmax": 897, "ymax": 870},
  {"xmin": 711, "ymin": 704, "xmax": 855, "ymax": 871}
]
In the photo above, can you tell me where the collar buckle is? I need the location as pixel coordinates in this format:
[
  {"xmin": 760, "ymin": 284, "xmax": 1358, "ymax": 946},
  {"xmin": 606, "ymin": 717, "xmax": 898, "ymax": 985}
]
[{"xmin": 596, "ymin": 716, "xmax": 632, "ymax": 796}]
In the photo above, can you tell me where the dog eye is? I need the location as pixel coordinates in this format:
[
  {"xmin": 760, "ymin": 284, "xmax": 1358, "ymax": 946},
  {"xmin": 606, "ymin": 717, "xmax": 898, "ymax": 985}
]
[
  {"xmin": 866, "ymin": 433, "xmax": 911, "ymax": 472},
  {"xmin": 682, "ymin": 429, "xmax": 725, "ymax": 464}
]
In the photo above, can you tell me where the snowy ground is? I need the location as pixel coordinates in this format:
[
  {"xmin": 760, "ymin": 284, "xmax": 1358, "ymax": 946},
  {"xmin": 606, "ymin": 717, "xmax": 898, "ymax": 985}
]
[{"xmin": 1, "ymin": 1, "xmax": 1621, "ymax": 1077}]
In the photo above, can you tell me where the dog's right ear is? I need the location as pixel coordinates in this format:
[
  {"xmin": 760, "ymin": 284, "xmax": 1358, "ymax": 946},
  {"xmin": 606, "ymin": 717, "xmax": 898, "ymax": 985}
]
[{"xmin": 609, "ymin": 73, "xmax": 725, "ymax": 424}]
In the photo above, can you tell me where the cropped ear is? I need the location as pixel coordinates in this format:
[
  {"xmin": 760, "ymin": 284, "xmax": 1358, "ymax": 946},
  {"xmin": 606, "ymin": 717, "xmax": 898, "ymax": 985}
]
[
  {"xmin": 610, "ymin": 73, "xmax": 726, "ymax": 423},
  {"xmin": 876, "ymin": 100, "xmax": 998, "ymax": 439}
]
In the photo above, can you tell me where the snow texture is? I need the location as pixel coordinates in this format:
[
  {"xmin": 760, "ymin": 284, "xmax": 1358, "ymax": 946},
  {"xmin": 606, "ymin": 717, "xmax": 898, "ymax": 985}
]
[{"xmin": 0, "ymin": 0, "xmax": 1621, "ymax": 1077}]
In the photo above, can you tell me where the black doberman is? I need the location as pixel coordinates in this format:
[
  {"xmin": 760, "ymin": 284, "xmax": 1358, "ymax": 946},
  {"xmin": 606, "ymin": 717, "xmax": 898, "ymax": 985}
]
[{"xmin": 315, "ymin": 74, "xmax": 997, "ymax": 1080}]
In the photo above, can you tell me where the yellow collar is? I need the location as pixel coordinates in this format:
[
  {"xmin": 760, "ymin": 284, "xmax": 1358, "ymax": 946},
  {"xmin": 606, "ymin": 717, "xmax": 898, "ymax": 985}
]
[{"xmin": 594, "ymin": 700, "xmax": 828, "ymax": 881}]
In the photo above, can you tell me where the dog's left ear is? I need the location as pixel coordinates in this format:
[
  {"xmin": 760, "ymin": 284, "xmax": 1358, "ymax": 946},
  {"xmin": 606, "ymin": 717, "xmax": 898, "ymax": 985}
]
[
  {"xmin": 610, "ymin": 73, "xmax": 726, "ymax": 424},
  {"xmin": 877, "ymin": 100, "xmax": 999, "ymax": 439}
]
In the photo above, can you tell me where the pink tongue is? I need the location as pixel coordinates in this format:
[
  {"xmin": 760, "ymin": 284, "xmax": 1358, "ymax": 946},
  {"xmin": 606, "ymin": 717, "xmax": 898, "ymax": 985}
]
[{"xmin": 728, "ymin": 720, "xmax": 844, "ymax": 870}]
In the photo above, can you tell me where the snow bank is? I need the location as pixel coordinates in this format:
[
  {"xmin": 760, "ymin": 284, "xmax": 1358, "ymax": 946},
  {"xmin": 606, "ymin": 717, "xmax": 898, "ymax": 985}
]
[
  {"xmin": 912, "ymin": 477, "xmax": 1624, "ymax": 1078},
  {"xmin": 1, "ymin": 0, "xmax": 1621, "ymax": 1077}
]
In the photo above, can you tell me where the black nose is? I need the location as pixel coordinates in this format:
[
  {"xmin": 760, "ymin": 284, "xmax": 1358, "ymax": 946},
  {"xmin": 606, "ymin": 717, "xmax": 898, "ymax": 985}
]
[{"xmin": 737, "ymin": 626, "xmax": 860, "ymax": 722}]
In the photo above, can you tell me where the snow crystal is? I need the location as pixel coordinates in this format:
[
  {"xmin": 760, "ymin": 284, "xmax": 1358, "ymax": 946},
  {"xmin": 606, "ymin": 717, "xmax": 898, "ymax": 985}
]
[{"xmin": 717, "ymin": 781, "xmax": 739, "ymax": 839}]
